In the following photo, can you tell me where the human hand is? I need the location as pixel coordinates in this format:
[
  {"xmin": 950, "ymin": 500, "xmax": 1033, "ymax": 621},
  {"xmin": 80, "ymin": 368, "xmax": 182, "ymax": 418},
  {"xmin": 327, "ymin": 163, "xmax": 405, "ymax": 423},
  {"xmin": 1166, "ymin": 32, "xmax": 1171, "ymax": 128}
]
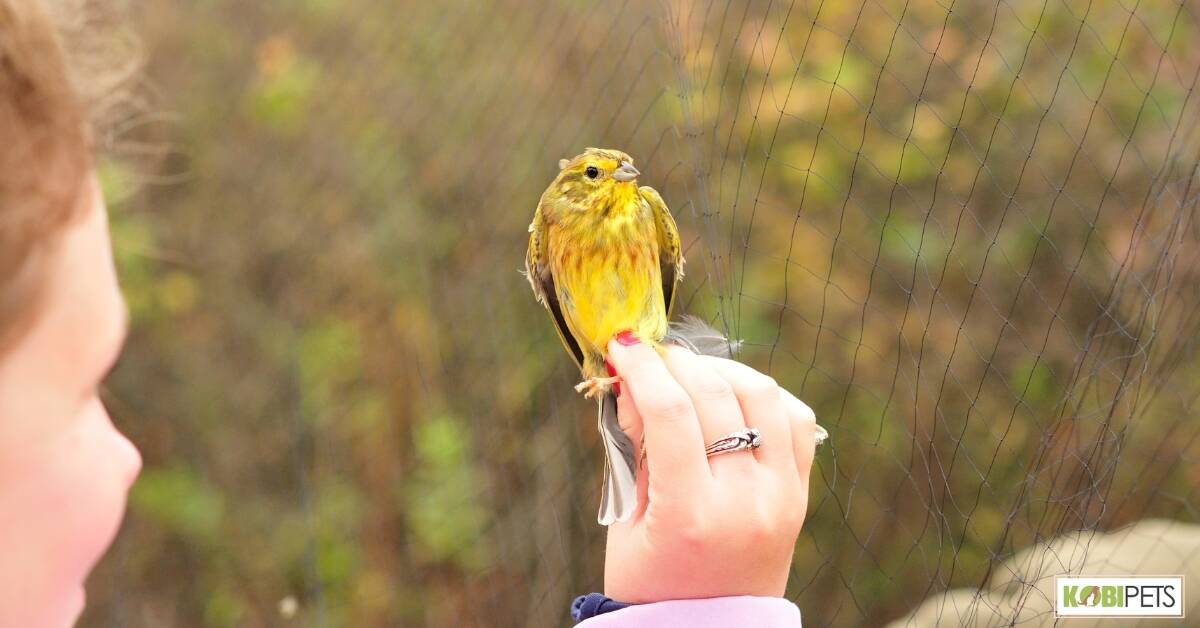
[{"xmin": 602, "ymin": 337, "xmax": 818, "ymax": 603}]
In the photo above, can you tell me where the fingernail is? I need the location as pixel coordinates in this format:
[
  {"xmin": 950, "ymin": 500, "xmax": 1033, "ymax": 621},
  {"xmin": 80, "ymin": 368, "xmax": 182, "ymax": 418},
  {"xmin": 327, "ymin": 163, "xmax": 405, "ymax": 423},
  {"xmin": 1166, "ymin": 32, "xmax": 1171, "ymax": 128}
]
[
  {"xmin": 606, "ymin": 360, "xmax": 621, "ymax": 396},
  {"xmin": 615, "ymin": 330, "xmax": 640, "ymax": 346}
]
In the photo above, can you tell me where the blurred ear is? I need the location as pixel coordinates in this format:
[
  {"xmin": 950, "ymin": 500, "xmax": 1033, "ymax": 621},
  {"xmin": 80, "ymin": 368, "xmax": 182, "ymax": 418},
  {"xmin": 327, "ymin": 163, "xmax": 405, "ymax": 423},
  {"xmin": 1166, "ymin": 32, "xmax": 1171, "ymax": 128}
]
[{"xmin": 558, "ymin": 158, "xmax": 569, "ymax": 170}]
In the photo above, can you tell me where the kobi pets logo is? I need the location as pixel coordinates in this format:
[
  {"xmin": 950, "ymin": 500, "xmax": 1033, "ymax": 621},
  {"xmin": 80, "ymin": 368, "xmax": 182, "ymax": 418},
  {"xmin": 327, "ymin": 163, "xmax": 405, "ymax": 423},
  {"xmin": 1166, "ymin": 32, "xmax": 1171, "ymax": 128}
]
[{"xmin": 1056, "ymin": 576, "xmax": 1184, "ymax": 618}]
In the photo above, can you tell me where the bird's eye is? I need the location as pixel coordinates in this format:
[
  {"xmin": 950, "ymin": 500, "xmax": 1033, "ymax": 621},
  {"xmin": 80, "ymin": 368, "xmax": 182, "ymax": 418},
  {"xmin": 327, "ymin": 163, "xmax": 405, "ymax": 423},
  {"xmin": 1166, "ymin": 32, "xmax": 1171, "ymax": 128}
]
[{"xmin": 585, "ymin": 166, "xmax": 599, "ymax": 179}]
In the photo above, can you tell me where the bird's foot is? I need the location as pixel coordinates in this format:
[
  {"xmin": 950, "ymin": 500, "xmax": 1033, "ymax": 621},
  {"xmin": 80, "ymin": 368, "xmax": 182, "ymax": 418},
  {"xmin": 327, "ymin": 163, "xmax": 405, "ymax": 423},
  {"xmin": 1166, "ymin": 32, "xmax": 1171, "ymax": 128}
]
[{"xmin": 574, "ymin": 375, "xmax": 622, "ymax": 399}]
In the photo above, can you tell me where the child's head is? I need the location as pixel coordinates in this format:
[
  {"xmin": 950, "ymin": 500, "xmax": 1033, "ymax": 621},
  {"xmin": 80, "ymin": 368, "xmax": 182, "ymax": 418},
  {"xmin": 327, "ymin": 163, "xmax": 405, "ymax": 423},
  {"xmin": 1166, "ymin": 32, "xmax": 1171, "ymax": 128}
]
[{"xmin": 0, "ymin": 1, "xmax": 141, "ymax": 626}]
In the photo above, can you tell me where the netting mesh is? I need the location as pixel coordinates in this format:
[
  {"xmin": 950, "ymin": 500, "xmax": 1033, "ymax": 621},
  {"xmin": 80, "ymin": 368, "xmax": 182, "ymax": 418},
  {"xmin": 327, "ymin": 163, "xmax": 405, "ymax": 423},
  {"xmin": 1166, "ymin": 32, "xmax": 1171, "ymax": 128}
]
[{"xmin": 87, "ymin": 0, "xmax": 1200, "ymax": 626}]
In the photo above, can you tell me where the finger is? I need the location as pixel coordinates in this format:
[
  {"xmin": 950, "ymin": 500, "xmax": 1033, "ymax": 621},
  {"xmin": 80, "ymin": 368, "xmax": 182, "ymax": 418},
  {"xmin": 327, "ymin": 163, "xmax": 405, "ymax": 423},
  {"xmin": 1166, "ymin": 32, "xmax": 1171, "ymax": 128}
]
[
  {"xmin": 702, "ymin": 356, "xmax": 795, "ymax": 476},
  {"xmin": 613, "ymin": 384, "xmax": 650, "ymax": 520},
  {"xmin": 613, "ymin": 371, "xmax": 644, "ymax": 456},
  {"xmin": 662, "ymin": 346, "xmax": 753, "ymax": 474},
  {"xmin": 780, "ymin": 389, "xmax": 818, "ymax": 484},
  {"xmin": 607, "ymin": 336, "xmax": 710, "ymax": 502}
]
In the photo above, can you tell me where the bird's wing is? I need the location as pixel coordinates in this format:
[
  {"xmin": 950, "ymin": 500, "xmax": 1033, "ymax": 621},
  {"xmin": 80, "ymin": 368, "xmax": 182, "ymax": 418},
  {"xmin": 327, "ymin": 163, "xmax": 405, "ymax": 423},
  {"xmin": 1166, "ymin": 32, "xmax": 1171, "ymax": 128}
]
[
  {"xmin": 526, "ymin": 204, "xmax": 585, "ymax": 370},
  {"xmin": 639, "ymin": 185, "xmax": 685, "ymax": 317}
]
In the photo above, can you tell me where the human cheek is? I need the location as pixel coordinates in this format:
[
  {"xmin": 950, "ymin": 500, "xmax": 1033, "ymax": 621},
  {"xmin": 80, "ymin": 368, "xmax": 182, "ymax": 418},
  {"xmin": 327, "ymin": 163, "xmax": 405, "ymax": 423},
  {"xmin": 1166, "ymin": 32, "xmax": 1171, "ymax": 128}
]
[{"xmin": 0, "ymin": 397, "xmax": 138, "ymax": 627}]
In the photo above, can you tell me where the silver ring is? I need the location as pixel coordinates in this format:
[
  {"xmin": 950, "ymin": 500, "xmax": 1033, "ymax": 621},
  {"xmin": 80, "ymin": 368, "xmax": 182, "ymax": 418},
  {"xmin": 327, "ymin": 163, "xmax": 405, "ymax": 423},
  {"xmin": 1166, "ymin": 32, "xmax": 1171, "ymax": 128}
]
[{"xmin": 705, "ymin": 427, "xmax": 762, "ymax": 457}]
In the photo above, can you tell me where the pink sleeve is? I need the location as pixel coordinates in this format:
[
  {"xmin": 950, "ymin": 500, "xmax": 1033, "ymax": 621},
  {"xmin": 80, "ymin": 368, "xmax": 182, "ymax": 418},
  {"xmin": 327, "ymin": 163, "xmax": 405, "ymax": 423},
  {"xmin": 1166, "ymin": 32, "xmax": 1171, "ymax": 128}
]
[{"xmin": 576, "ymin": 596, "xmax": 802, "ymax": 628}]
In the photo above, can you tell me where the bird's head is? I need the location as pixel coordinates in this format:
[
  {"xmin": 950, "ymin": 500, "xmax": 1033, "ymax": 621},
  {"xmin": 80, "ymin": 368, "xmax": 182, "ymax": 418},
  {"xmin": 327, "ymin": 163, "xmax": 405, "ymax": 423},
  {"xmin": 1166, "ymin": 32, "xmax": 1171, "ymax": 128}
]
[{"xmin": 550, "ymin": 147, "xmax": 641, "ymax": 209}]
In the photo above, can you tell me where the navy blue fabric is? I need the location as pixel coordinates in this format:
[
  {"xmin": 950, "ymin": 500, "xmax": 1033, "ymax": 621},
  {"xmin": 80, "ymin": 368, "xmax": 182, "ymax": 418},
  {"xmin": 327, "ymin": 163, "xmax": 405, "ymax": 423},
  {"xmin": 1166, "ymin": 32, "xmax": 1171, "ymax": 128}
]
[{"xmin": 571, "ymin": 592, "xmax": 632, "ymax": 622}]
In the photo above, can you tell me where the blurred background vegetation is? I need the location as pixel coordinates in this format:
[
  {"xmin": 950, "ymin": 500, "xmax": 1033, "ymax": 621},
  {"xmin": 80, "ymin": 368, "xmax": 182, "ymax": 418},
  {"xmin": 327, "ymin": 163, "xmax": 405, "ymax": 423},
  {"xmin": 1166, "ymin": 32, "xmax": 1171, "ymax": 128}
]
[{"xmin": 81, "ymin": 0, "xmax": 1200, "ymax": 626}]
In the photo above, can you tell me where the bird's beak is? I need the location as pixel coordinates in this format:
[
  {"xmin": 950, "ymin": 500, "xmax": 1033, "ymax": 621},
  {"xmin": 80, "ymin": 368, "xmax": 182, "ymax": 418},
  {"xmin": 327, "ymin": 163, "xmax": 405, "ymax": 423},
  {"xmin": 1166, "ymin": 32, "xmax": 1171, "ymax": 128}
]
[{"xmin": 612, "ymin": 161, "xmax": 640, "ymax": 182}]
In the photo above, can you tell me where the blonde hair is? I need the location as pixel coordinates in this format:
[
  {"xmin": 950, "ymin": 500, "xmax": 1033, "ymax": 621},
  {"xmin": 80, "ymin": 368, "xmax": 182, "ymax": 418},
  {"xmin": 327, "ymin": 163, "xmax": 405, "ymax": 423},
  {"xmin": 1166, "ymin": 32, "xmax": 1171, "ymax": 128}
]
[
  {"xmin": 0, "ymin": 0, "xmax": 92, "ymax": 352},
  {"xmin": 0, "ymin": 0, "xmax": 140, "ymax": 353}
]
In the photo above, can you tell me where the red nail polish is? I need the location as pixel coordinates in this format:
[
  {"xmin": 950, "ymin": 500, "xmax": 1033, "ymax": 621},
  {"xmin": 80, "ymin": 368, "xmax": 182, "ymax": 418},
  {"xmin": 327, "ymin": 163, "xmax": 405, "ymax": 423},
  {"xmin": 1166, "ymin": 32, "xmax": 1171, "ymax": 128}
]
[
  {"xmin": 615, "ymin": 330, "xmax": 640, "ymax": 346},
  {"xmin": 606, "ymin": 360, "xmax": 621, "ymax": 396}
]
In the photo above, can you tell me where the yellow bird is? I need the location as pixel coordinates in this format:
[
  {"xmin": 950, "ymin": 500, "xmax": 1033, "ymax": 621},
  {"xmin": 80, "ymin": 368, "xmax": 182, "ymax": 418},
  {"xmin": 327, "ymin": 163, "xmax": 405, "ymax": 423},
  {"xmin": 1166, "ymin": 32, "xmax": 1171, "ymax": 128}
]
[{"xmin": 526, "ymin": 147, "xmax": 684, "ymax": 525}]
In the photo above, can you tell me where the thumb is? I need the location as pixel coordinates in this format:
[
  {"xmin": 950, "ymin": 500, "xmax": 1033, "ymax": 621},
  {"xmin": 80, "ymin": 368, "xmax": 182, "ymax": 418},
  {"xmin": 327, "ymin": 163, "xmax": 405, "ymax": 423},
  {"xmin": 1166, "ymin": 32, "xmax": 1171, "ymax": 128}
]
[
  {"xmin": 611, "ymin": 368, "xmax": 644, "ymax": 463},
  {"xmin": 610, "ymin": 364, "xmax": 648, "ymax": 519}
]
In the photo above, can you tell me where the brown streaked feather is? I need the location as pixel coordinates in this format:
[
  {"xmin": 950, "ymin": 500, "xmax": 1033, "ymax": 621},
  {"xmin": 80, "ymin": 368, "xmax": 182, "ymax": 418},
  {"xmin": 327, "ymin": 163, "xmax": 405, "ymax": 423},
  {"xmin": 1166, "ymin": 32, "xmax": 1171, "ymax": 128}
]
[
  {"xmin": 526, "ymin": 201, "xmax": 585, "ymax": 370},
  {"xmin": 540, "ymin": 275, "xmax": 585, "ymax": 369},
  {"xmin": 638, "ymin": 185, "xmax": 684, "ymax": 318}
]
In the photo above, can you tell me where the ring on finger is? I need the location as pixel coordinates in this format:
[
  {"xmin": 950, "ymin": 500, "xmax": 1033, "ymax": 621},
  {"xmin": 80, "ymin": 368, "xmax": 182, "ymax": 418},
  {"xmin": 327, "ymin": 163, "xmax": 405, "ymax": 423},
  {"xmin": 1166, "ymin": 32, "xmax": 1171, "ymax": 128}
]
[{"xmin": 704, "ymin": 427, "xmax": 762, "ymax": 457}]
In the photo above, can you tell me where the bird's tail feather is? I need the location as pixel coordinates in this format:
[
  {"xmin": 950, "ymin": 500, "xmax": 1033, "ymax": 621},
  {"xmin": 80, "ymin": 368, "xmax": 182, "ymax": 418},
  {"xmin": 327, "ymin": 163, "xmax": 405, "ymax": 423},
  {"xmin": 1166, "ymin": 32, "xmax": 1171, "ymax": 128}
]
[
  {"xmin": 665, "ymin": 314, "xmax": 742, "ymax": 358},
  {"xmin": 597, "ymin": 390, "xmax": 637, "ymax": 525}
]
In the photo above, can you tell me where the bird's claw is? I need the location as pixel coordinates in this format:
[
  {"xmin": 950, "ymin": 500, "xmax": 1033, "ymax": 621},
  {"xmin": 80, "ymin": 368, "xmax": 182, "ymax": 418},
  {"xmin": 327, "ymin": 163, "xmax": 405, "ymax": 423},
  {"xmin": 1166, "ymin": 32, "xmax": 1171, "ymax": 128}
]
[{"xmin": 574, "ymin": 375, "xmax": 622, "ymax": 399}]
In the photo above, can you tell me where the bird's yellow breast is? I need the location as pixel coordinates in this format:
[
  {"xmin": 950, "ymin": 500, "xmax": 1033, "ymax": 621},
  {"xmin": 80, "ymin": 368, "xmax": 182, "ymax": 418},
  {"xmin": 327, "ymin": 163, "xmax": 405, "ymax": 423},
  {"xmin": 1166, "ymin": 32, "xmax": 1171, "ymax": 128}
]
[{"xmin": 547, "ymin": 194, "xmax": 667, "ymax": 370}]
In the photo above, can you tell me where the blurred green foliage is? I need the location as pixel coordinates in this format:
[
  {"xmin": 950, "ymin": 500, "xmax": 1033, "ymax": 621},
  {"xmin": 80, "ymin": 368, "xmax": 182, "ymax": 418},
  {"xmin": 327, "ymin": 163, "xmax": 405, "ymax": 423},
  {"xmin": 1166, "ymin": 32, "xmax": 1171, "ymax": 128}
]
[
  {"xmin": 82, "ymin": 1, "xmax": 1200, "ymax": 627},
  {"xmin": 131, "ymin": 467, "xmax": 226, "ymax": 544},
  {"xmin": 405, "ymin": 415, "xmax": 491, "ymax": 571}
]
